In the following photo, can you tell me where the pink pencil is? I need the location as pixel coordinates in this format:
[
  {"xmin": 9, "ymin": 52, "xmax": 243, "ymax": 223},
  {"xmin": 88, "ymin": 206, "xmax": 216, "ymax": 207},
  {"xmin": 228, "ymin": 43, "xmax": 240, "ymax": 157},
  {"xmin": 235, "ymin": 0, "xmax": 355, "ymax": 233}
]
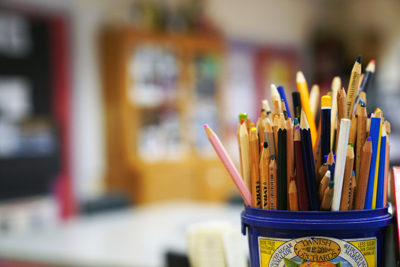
[{"xmin": 204, "ymin": 124, "xmax": 252, "ymax": 206}]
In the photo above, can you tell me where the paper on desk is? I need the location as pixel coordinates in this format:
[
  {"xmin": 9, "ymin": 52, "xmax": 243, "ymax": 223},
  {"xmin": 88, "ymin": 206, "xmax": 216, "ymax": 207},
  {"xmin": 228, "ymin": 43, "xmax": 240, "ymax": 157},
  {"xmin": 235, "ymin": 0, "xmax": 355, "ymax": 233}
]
[{"xmin": 187, "ymin": 221, "xmax": 247, "ymax": 267}]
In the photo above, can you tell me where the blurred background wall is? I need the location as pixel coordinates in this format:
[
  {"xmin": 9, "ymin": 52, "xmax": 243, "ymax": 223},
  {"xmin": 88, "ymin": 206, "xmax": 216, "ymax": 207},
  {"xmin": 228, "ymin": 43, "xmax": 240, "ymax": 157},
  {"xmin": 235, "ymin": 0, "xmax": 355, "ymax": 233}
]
[{"xmin": 1, "ymin": 0, "xmax": 400, "ymax": 212}]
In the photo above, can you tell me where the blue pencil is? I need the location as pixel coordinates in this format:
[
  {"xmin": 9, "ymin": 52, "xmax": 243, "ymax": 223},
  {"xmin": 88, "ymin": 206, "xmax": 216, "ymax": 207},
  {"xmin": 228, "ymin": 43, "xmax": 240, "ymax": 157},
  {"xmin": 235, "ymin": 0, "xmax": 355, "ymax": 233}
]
[
  {"xmin": 277, "ymin": 86, "xmax": 292, "ymax": 118},
  {"xmin": 364, "ymin": 117, "xmax": 382, "ymax": 209},
  {"xmin": 376, "ymin": 135, "xmax": 387, "ymax": 208}
]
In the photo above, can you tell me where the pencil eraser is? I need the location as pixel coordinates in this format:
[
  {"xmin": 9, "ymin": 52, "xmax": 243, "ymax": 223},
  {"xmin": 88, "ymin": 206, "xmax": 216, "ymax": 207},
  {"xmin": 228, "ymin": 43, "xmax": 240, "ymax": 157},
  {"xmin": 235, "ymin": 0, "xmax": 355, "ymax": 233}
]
[{"xmin": 203, "ymin": 124, "xmax": 209, "ymax": 128}]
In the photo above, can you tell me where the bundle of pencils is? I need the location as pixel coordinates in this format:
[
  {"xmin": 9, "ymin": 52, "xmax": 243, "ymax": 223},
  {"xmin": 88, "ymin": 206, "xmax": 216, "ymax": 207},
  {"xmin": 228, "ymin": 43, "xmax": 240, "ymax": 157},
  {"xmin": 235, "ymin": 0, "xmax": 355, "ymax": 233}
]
[{"xmin": 205, "ymin": 56, "xmax": 391, "ymax": 211}]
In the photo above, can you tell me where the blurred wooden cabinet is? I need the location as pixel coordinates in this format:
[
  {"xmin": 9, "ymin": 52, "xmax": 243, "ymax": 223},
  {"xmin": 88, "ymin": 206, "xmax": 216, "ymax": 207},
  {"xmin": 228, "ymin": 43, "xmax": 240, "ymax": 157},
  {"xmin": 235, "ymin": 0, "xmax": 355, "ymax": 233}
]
[{"xmin": 101, "ymin": 27, "xmax": 235, "ymax": 204}]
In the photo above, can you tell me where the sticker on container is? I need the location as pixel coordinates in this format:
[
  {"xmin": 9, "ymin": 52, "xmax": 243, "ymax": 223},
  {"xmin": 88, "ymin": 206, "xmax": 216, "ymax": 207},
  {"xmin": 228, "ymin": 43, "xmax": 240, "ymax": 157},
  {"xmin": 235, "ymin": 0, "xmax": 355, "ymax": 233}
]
[{"xmin": 259, "ymin": 236, "xmax": 376, "ymax": 267}]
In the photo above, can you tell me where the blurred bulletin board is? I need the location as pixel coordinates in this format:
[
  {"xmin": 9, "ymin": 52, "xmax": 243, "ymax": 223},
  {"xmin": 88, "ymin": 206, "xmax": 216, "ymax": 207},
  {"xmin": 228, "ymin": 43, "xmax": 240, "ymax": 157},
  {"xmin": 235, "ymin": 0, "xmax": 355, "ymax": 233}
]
[
  {"xmin": 254, "ymin": 47, "xmax": 301, "ymax": 118},
  {"xmin": 224, "ymin": 42, "xmax": 300, "ymax": 162},
  {"xmin": 0, "ymin": 9, "xmax": 71, "ymax": 210}
]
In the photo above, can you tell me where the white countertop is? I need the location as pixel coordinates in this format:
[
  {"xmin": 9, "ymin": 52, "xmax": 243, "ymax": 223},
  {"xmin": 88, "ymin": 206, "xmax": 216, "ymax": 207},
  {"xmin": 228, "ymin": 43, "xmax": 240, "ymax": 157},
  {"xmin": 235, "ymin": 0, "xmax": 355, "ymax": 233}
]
[{"xmin": 0, "ymin": 201, "xmax": 246, "ymax": 267}]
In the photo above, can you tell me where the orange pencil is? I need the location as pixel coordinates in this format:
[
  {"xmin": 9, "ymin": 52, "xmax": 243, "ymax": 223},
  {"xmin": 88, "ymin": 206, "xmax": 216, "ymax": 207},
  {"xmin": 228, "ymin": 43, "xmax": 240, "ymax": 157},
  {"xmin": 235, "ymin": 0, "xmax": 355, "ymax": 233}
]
[
  {"xmin": 286, "ymin": 118, "xmax": 294, "ymax": 194},
  {"xmin": 354, "ymin": 138, "xmax": 373, "ymax": 210},
  {"xmin": 296, "ymin": 71, "xmax": 317, "ymax": 148},
  {"xmin": 356, "ymin": 101, "xmax": 367, "ymax": 183},
  {"xmin": 288, "ymin": 176, "xmax": 299, "ymax": 211}
]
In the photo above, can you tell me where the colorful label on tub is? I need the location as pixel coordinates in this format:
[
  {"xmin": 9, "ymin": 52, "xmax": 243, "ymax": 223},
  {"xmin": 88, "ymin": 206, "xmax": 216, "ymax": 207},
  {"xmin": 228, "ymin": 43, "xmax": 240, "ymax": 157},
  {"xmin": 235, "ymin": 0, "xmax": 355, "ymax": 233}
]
[{"xmin": 259, "ymin": 236, "xmax": 376, "ymax": 267}]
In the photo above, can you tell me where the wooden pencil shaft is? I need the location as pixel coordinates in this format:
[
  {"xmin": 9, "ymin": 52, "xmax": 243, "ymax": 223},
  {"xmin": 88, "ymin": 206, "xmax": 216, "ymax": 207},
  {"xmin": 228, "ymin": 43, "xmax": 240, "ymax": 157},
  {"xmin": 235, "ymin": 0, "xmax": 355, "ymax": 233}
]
[
  {"xmin": 318, "ymin": 164, "xmax": 328, "ymax": 185},
  {"xmin": 239, "ymin": 124, "xmax": 251, "ymax": 190},
  {"xmin": 346, "ymin": 59, "xmax": 362, "ymax": 118},
  {"xmin": 250, "ymin": 129, "xmax": 261, "ymax": 208},
  {"xmin": 269, "ymin": 159, "xmax": 277, "ymax": 210},
  {"xmin": 349, "ymin": 116, "xmax": 357, "ymax": 147},
  {"xmin": 340, "ymin": 145, "xmax": 354, "ymax": 211},
  {"xmin": 330, "ymin": 77, "xmax": 341, "ymax": 149},
  {"xmin": 319, "ymin": 171, "xmax": 330, "ymax": 201},
  {"xmin": 336, "ymin": 89, "xmax": 347, "ymax": 153},
  {"xmin": 288, "ymin": 179, "xmax": 299, "ymax": 211},
  {"xmin": 356, "ymin": 106, "xmax": 367, "ymax": 183},
  {"xmin": 321, "ymin": 186, "xmax": 334, "ymax": 211},
  {"xmin": 349, "ymin": 174, "xmax": 356, "ymax": 210},
  {"xmin": 260, "ymin": 146, "xmax": 270, "ymax": 209}
]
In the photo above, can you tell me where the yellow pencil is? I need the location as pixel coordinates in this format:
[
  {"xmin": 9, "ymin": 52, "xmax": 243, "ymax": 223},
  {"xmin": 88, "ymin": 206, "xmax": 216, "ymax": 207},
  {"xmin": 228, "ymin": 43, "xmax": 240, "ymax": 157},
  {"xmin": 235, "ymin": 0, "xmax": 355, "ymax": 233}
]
[{"xmin": 296, "ymin": 71, "xmax": 317, "ymax": 148}]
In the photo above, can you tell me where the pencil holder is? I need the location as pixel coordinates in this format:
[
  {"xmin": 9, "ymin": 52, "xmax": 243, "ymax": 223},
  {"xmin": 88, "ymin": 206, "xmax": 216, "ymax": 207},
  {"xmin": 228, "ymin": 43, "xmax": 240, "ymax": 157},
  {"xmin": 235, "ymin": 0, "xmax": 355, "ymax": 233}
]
[{"xmin": 241, "ymin": 206, "xmax": 391, "ymax": 267}]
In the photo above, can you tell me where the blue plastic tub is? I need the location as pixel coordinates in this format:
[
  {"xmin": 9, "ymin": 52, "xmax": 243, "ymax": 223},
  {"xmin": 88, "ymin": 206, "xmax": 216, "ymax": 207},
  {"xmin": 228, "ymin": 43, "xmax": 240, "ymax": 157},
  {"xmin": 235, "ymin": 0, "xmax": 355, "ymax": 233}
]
[{"xmin": 241, "ymin": 206, "xmax": 392, "ymax": 267}]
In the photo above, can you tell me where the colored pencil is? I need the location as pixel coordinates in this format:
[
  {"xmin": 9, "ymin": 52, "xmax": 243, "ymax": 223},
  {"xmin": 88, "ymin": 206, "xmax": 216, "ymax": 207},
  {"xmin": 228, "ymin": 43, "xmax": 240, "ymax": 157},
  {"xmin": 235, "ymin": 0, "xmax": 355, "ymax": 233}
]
[
  {"xmin": 292, "ymin": 91, "xmax": 301, "ymax": 122},
  {"xmin": 294, "ymin": 125, "xmax": 309, "ymax": 211},
  {"xmin": 346, "ymin": 56, "xmax": 362, "ymax": 118},
  {"xmin": 384, "ymin": 121, "xmax": 391, "ymax": 207},
  {"xmin": 354, "ymin": 137, "xmax": 373, "ymax": 210},
  {"xmin": 330, "ymin": 77, "xmax": 341, "ymax": 150},
  {"xmin": 286, "ymin": 118, "xmax": 294, "ymax": 192},
  {"xmin": 260, "ymin": 142, "xmax": 270, "ymax": 209},
  {"xmin": 265, "ymin": 119, "xmax": 276, "ymax": 157},
  {"xmin": 271, "ymin": 84, "xmax": 281, "ymax": 117},
  {"xmin": 239, "ymin": 123, "xmax": 251, "ymax": 190},
  {"xmin": 331, "ymin": 118, "xmax": 351, "ymax": 211},
  {"xmin": 297, "ymin": 71, "xmax": 317, "ymax": 148},
  {"xmin": 269, "ymin": 157, "xmax": 277, "ymax": 210},
  {"xmin": 318, "ymin": 163, "xmax": 328, "ymax": 185},
  {"xmin": 349, "ymin": 115, "xmax": 357, "ymax": 148},
  {"xmin": 310, "ymin": 84, "xmax": 320, "ymax": 120},
  {"xmin": 204, "ymin": 124, "xmax": 252, "ymax": 206},
  {"xmin": 355, "ymin": 100, "xmax": 367, "ymax": 184},
  {"xmin": 288, "ymin": 176, "xmax": 299, "ymax": 211},
  {"xmin": 319, "ymin": 170, "xmax": 331, "ymax": 201},
  {"xmin": 300, "ymin": 111, "xmax": 319, "ymax": 210},
  {"xmin": 237, "ymin": 113, "xmax": 247, "ymax": 177},
  {"xmin": 250, "ymin": 127, "xmax": 261, "ymax": 208},
  {"xmin": 320, "ymin": 95, "xmax": 331, "ymax": 165},
  {"xmin": 277, "ymin": 85, "xmax": 292, "ymax": 118},
  {"xmin": 321, "ymin": 180, "xmax": 334, "ymax": 211},
  {"xmin": 336, "ymin": 88, "xmax": 347, "ymax": 152},
  {"xmin": 360, "ymin": 60, "xmax": 376, "ymax": 93},
  {"xmin": 340, "ymin": 143, "xmax": 354, "ymax": 211},
  {"xmin": 365, "ymin": 117, "xmax": 382, "ymax": 209},
  {"xmin": 349, "ymin": 171, "xmax": 356, "ymax": 210},
  {"xmin": 277, "ymin": 114, "xmax": 287, "ymax": 210},
  {"xmin": 376, "ymin": 127, "xmax": 387, "ymax": 208}
]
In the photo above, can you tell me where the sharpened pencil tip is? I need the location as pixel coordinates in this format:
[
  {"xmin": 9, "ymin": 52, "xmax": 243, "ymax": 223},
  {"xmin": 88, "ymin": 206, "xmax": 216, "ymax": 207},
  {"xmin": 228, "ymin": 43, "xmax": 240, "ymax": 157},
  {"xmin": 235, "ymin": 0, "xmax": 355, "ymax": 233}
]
[
  {"xmin": 356, "ymin": 55, "xmax": 362, "ymax": 63},
  {"xmin": 367, "ymin": 136, "xmax": 372, "ymax": 141},
  {"xmin": 296, "ymin": 71, "xmax": 306, "ymax": 82}
]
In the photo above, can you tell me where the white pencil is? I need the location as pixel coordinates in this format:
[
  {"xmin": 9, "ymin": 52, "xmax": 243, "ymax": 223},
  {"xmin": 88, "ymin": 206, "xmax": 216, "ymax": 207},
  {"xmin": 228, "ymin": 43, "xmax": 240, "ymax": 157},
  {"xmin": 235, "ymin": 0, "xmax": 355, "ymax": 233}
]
[{"xmin": 331, "ymin": 119, "xmax": 351, "ymax": 211}]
